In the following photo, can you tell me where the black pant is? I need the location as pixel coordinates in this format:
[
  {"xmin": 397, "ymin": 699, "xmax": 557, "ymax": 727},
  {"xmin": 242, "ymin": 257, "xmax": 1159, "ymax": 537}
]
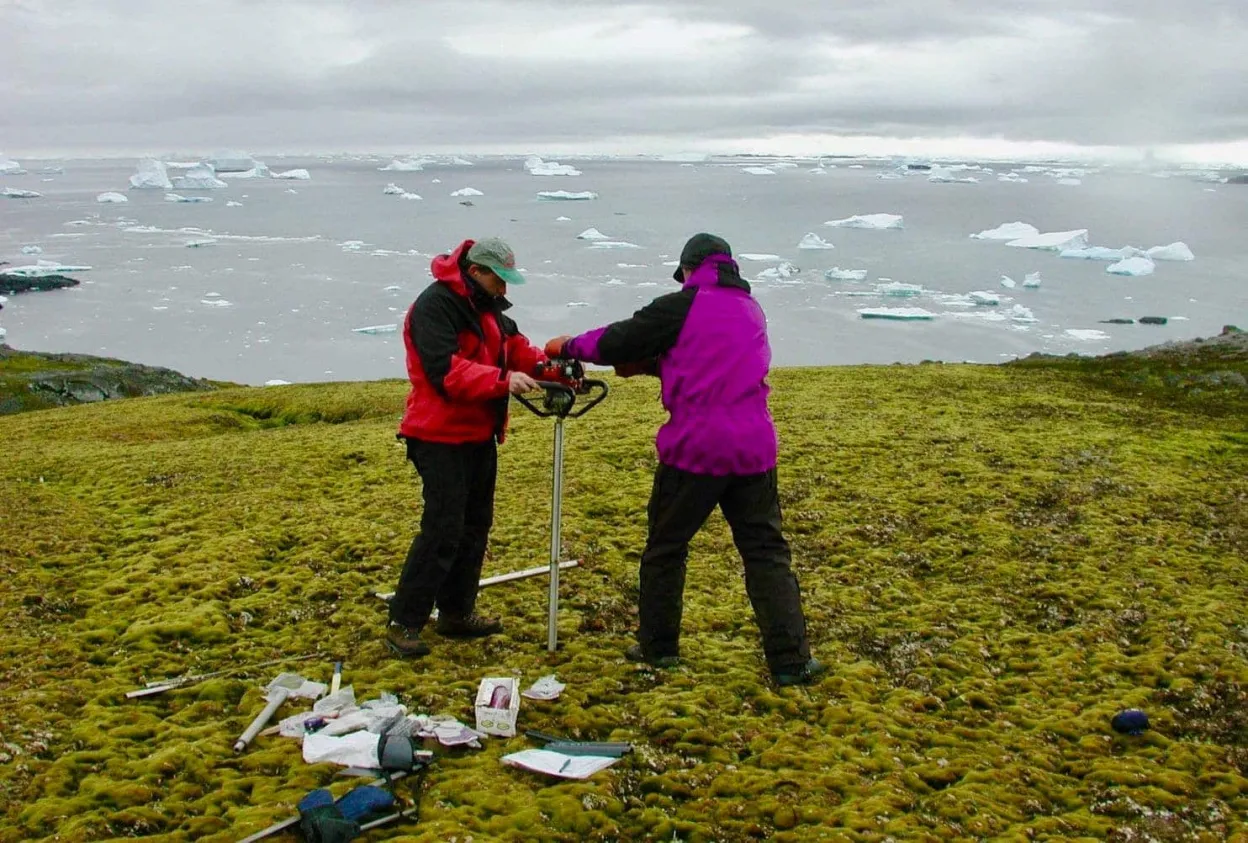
[
  {"xmin": 638, "ymin": 463, "xmax": 812, "ymax": 673},
  {"xmin": 389, "ymin": 438, "xmax": 497, "ymax": 628}
]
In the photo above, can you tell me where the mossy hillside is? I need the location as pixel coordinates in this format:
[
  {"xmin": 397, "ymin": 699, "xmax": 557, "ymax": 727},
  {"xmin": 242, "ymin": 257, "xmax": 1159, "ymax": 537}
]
[{"xmin": 1, "ymin": 361, "xmax": 1246, "ymax": 842}]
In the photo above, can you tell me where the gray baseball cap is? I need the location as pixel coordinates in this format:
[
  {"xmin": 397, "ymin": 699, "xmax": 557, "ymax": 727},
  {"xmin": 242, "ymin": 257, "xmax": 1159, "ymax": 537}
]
[{"xmin": 466, "ymin": 237, "xmax": 525, "ymax": 285}]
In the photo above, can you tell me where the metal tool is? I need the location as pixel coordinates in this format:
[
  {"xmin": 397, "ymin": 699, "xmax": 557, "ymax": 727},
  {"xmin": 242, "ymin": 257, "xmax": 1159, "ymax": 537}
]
[
  {"xmin": 126, "ymin": 653, "xmax": 321, "ymax": 699},
  {"xmin": 513, "ymin": 360, "xmax": 608, "ymax": 652}
]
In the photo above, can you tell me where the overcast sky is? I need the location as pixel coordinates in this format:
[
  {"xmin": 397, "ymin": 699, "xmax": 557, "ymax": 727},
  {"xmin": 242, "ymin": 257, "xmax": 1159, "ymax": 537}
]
[{"xmin": 3, "ymin": 0, "xmax": 1247, "ymax": 160}]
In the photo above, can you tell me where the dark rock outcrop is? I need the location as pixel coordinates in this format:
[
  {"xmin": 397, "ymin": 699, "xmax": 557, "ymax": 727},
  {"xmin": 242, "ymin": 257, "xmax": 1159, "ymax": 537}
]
[
  {"xmin": 0, "ymin": 273, "xmax": 81, "ymax": 295},
  {"xmin": 0, "ymin": 345, "xmax": 225, "ymax": 414}
]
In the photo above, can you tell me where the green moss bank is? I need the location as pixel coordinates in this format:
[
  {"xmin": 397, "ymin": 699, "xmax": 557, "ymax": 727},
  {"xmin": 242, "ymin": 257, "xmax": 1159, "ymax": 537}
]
[{"xmin": 1, "ymin": 336, "xmax": 1246, "ymax": 841}]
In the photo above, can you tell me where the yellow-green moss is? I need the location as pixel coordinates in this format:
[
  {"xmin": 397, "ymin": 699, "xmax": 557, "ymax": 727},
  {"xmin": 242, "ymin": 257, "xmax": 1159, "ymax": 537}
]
[{"xmin": 1, "ymin": 356, "xmax": 1246, "ymax": 841}]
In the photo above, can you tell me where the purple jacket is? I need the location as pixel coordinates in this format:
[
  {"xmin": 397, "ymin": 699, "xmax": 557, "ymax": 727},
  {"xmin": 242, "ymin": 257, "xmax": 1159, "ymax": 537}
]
[{"xmin": 562, "ymin": 254, "xmax": 778, "ymax": 476}]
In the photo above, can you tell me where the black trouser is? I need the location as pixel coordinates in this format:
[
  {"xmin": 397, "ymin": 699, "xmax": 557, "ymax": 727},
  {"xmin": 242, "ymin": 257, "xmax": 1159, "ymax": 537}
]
[
  {"xmin": 389, "ymin": 437, "xmax": 497, "ymax": 629},
  {"xmin": 638, "ymin": 463, "xmax": 812, "ymax": 673}
]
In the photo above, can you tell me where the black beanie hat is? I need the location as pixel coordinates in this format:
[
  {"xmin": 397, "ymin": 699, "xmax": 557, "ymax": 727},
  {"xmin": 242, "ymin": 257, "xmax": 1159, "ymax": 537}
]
[{"xmin": 674, "ymin": 232, "xmax": 732, "ymax": 282}]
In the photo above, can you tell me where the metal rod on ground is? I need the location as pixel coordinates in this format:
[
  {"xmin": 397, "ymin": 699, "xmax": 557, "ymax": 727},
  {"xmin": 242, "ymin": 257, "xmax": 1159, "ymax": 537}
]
[
  {"xmin": 128, "ymin": 653, "xmax": 321, "ymax": 698},
  {"xmin": 235, "ymin": 771, "xmax": 410, "ymax": 842},
  {"xmin": 233, "ymin": 686, "xmax": 290, "ymax": 753},
  {"xmin": 548, "ymin": 417, "xmax": 565, "ymax": 652},
  {"xmin": 374, "ymin": 561, "xmax": 578, "ymax": 602}
]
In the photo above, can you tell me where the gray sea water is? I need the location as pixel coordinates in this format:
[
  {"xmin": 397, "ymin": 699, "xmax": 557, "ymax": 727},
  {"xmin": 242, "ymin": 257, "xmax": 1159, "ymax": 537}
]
[{"xmin": 2, "ymin": 155, "xmax": 1245, "ymax": 385}]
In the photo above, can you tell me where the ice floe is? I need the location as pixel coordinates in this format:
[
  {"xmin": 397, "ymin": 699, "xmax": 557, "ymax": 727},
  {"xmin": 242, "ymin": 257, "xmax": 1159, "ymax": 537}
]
[
  {"xmin": 165, "ymin": 193, "xmax": 213, "ymax": 203},
  {"xmin": 1009, "ymin": 304, "xmax": 1037, "ymax": 323},
  {"xmin": 1066, "ymin": 328, "xmax": 1109, "ymax": 341},
  {"xmin": 556, "ymin": 215, "xmax": 571, "ymax": 221},
  {"xmin": 1005, "ymin": 229, "xmax": 1090, "ymax": 251},
  {"xmin": 998, "ymin": 172, "xmax": 1029, "ymax": 183},
  {"xmin": 1059, "ymin": 246, "xmax": 1144, "ymax": 261},
  {"xmin": 824, "ymin": 268, "xmax": 868, "ymax": 281},
  {"xmin": 1146, "ymin": 241, "xmax": 1195, "ymax": 261},
  {"xmin": 274, "ymin": 169, "xmax": 311, "ymax": 180},
  {"xmin": 383, "ymin": 183, "xmax": 405, "ymax": 195},
  {"xmin": 928, "ymin": 167, "xmax": 979, "ymax": 184},
  {"xmin": 3, "ymin": 261, "xmax": 93, "ymax": 277},
  {"xmin": 201, "ymin": 298, "xmax": 233, "ymax": 307},
  {"xmin": 525, "ymin": 156, "xmax": 581, "ymax": 176},
  {"xmin": 1023, "ymin": 271, "xmax": 1042, "ymax": 288},
  {"xmin": 129, "ymin": 158, "xmax": 173, "ymax": 190},
  {"xmin": 739, "ymin": 253, "xmax": 782, "ymax": 261},
  {"xmin": 2, "ymin": 187, "xmax": 40, "ymax": 198},
  {"xmin": 226, "ymin": 200, "xmax": 244, "ymax": 207},
  {"xmin": 207, "ymin": 150, "xmax": 261, "ymax": 172},
  {"xmin": 1106, "ymin": 256, "xmax": 1156, "ymax": 277},
  {"xmin": 451, "ymin": 187, "xmax": 484, "ymax": 197},
  {"xmin": 0, "ymin": 154, "xmax": 23, "ymax": 175},
  {"xmin": 380, "ymin": 158, "xmax": 428, "ymax": 172},
  {"xmin": 21, "ymin": 246, "xmax": 42, "ymax": 255},
  {"xmin": 970, "ymin": 222, "xmax": 1039, "ymax": 241},
  {"xmin": 824, "ymin": 213, "xmax": 903, "ymax": 230},
  {"xmin": 97, "ymin": 192, "xmax": 128, "ymax": 203},
  {"xmin": 537, "ymin": 190, "xmax": 598, "ymax": 200},
  {"xmin": 576, "ymin": 228, "xmax": 609, "ymax": 240},
  {"xmin": 858, "ymin": 307, "xmax": 935, "ymax": 320},
  {"xmin": 876, "ymin": 282, "xmax": 923, "ymax": 297},
  {"xmin": 171, "ymin": 163, "xmax": 227, "ymax": 190},
  {"xmin": 741, "ymin": 167, "xmax": 775, "ymax": 175},
  {"xmin": 797, "ymin": 233, "xmax": 835, "ymax": 250},
  {"xmin": 588, "ymin": 240, "xmax": 642, "ymax": 249},
  {"xmin": 969, "ymin": 291, "xmax": 1000, "ymax": 305},
  {"xmin": 352, "ymin": 324, "xmax": 398, "ymax": 334},
  {"xmin": 755, "ymin": 261, "xmax": 800, "ymax": 280},
  {"xmin": 185, "ymin": 239, "xmax": 217, "ymax": 248},
  {"xmin": 1001, "ymin": 275, "xmax": 1016, "ymax": 289}
]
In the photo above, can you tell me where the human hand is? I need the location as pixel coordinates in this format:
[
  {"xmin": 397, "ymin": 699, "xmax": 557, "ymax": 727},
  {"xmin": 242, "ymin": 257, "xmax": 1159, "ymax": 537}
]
[
  {"xmin": 544, "ymin": 335, "xmax": 572, "ymax": 358},
  {"xmin": 508, "ymin": 371, "xmax": 539, "ymax": 394}
]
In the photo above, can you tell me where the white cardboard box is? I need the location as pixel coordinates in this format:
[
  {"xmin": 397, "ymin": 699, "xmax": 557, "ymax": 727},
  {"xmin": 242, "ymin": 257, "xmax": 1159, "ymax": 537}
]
[{"xmin": 474, "ymin": 677, "xmax": 520, "ymax": 737}]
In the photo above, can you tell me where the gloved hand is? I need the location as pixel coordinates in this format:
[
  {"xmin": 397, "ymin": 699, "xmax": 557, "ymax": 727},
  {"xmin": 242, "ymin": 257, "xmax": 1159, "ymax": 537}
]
[
  {"xmin": 544, "ymin": 335, "xmax": 572, "ymax": 358},
  {"xmin": 614, "ymin": 359, "xmax": 658, "ymax": 378}
]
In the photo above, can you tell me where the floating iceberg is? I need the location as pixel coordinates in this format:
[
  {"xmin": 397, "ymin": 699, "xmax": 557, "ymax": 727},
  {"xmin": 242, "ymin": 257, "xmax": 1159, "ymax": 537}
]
[
  {"xmin": 207, "ymin": 150, "xmax": 261, "ymax": 172},
  {"xmin": 739, "ymin": 253, "xmax": 782, "ymax": 261},
  {"xmin": 379, "ymin": 158, "xmax": 428, "ymax": 172},
  {"xmin": 171, "ymin": 163, "xmax": 227, "ymax": 190},
  {"xmin": 220, "ymin": 164, "xmax": 270, "ymax": 179},
  {"xmin": 0, "ymin": 154, "xmax": 23, "ymax": 175},
  {"xmin": 449, "ymin": 157, "xmax": 473, "ymax": 166},
  {"xmin": 525, "ymin": 156, "xmax": 581, "ymax": 176},
  {"xmin": 165, "ymin": 193, "xmax": 213, "ymax": 203},
  {"xmin": 741, "ymin": 167, "xmax": 775, "ymax": 175},
  {"xmin": 96, "ymin": 192, "xmax": 129, "ymax": 203},
  {"xmin": 1146, "ymin": 241, "xmax": 1195, "ymax": 261},
  {"xmin": 1106, "ymin": 256, "xmax": 1156, "ymax": 277},
  {"xmin": 969, "ymin": 291, "xmax": 1000, "ymax": 305},
  {"xmin": 1059, "ymin": 246, "xmax": 1143, "ymax": 261},
  {"xmin": 1001, "ymin": 275, "xmax": 1016, "ymax": 289},
  {"xmin": 1009, "ymin": 304, "xmax": 1037, "ymax": 323},
  {"xmin": 226, "ymin": 200, "xmax": 244, "ymax": 207},
  {"xmin": 858, "ymin": 307, "xmax": 935, "ymax": 320},
  {"xmin": 537, "ymin": 190, "xmax": 598, "ymax": 200},
  {"xmin": 970, "ymin": 222, "xmax": 1039, "ymax": 241},
  {"xmin": 383, "ymin": 183, "xmax": 405, "ymax": 195},
  {"xmin": 400, "ymin": 192, "xmax": 422, "ymax": 200},
  {"xmin": 824, "ymin": 267, "xmax": 867, "ymax": 281},
  {"xmin": 200, "ymin": 298, "xmax": 233, "ymax": 307},
  {"xmin": 451, "ymin": 187, "xmax": 484, "ymax": 196},
  {"xmin": 756, "ymin": 261, "xmax": 800, "ymax": 280},
  {"xmin": 3, "ymin": 261, "xmax": 93, "ymax": 277},
  {"xmin": 129, "ymin": 158, "xmax": 173, "ymax": 190},
  {"xmin": 998, "ymin": 172, "xmax": 1029, "ymax": 183},
  {"xmin": 588, "ymin": 240, "xmax": 642, "ymax": 249},
  {"xmin": 928, "ymin": 167, "xmax": 979, "ymax": 184},
  {"xmin": 185, "ymin": 239, "xmax": 217, "ymax": 248},
  {"xmin": 797, "ymin": 233, "xmax": 835, "ymax": 250},
  {"xmin": 576, "ymin": 227, "xmax": 609, "ymax": 240},
  {"xmin": 274, "ymin": 169, "xmax": 310, "ymax": 180},
  {"xmin": 352, "ymin": 324, "xmax": 398, "ymax": 334},
  {"xmin": 876, "ymin": 282, "xmax": 923, "ymax": 297},
  {"xmin": 22, "ymin": 245, "xmax": 42, "ymax": 254},
  {"xmin": 555, "ymin": 215, "xmax": 571, "ymax": 221},
  {"xmin": 2, "ymin": 187, "xmax": 41, "ymax": 198},
  {"xmin": 1022, "ymin": 271, "xmax": 1042, "ymax": 288},
  {"xmin": 825, "ymin": 213, "xmax": 904, "ymax": 230},
  {"xmin": 1066, "ymin": 328, "xmax": 1110, "ymax": 341},
  {"xmin": 1005, "ymin": 229, "xmax": 1090, "ymax": 251}
]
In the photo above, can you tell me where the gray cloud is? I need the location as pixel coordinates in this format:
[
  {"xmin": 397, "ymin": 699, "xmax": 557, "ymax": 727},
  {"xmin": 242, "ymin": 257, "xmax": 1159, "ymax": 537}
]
[{"xmin": 2, "ymin": 0, "xmax": 1246, "ymax": 156}]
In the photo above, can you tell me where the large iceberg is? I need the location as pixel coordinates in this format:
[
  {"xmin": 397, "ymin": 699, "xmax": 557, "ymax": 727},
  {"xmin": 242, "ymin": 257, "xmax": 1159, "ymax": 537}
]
[
  {"xmin": 273, "ymin": 169, "xmax": 311, "ymax": 180},
  {"xmin": 129, "ymin": 158, "xmax": 173, "ymax": 190},
  {"xmin": 797, "ymin": 233, "xmax": 835, "ymax": 250},
  {"xmin": 171, "ymin": 163, "xmax": 227, "ymax": 189},
  {"xmin": 824, "ymin": 213, "xmax": 904, "ymax": 230},
  {"xmin": 2, "ymin": 187, "xmax": 41, "ymax": 198},
  {"xmin": 1146, "ymin": 241, "xmax": 1195, "ymax": 261},
  {"xmin": 1106, "ymin": 256, "xmax": 1156, "ymax": 276},
  {"xmin": 1005, "ymin": 229, "xmax": 1090, "ymax": 251},
  {"xmin": 970, "ymin": 222, "xmax": 1039, "ymax": 241},
  {"xmin": 537, "ymin": 190, "xmax": 598, "ymax": 200},
  {"xmin": 207, "ymin": 150, "xmax": 260, "ymax": 172},
  {"xmin": 97, "ymin": 192, "xmax": 129, "ymax": 203},
  {"xmin": 525, "ymin": 156, "xmax": 581, "ymax": 176}
]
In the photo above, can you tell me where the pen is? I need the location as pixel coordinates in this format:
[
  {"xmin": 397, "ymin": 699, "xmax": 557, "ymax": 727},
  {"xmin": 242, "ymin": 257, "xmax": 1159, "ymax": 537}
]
[{"xmin": 559, "ymin": 758, "xmax": 571, "ymax": 773}]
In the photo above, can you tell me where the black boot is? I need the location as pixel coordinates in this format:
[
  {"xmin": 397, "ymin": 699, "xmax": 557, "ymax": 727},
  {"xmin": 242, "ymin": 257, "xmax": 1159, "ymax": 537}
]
[{"xmin": 435, "ymin": 613, "xmax": 502, "ymax": 638}]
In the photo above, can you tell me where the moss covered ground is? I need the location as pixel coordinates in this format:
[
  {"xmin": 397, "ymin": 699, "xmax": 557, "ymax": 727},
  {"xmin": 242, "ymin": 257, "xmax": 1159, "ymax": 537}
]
[{"xmin": 1, "ymin": 351, "xmax": 1246, "ymax": 841}]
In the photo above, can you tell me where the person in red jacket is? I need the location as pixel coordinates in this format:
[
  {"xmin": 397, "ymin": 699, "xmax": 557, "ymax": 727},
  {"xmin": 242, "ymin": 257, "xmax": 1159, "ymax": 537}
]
[{"xmin": 387, "ymin": 237, "xmax": 547, "ymax": 657}]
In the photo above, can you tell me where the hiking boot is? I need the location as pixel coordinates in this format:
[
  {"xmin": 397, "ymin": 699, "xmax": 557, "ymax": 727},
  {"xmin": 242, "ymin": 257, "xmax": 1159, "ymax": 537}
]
[
  {"xmin": 384, "ymin": 623, "xmax": 430, "ymax": 657},
  {"xmin": 625, "ymin": 643, "xmax": 680, "ymax": 669},
  {"xmin": 772, "ymin": 658, "xmax": 828, "ymax": 687},
  {"xmin": 435, "ymin": 612, "xmax": 503, "ymax": 638}
]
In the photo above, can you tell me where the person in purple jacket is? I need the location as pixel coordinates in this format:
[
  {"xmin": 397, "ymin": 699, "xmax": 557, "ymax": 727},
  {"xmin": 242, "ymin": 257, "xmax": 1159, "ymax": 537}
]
[{"xmin": 544, "ymin": 233, "xmax": 825, "ymax": 686}]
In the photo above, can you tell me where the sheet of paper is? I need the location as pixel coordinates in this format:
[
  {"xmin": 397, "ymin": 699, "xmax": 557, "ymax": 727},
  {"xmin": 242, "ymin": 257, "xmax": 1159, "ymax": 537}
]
[{"xmin": 501, "ymin": 749, "xmax": 621, "ymax": 780}]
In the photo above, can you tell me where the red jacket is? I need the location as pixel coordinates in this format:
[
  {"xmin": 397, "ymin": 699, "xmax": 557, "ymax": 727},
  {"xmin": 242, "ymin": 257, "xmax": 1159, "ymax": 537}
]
[{"xmin": 398, "ymin": 239, "xmax": 546, "ymax": 445}]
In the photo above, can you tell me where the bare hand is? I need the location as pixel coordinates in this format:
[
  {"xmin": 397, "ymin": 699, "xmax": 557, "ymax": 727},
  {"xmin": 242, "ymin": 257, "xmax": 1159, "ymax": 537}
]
[{"xmin": 508, "ymin": 371, "xmax": 539, "ymax": 395}]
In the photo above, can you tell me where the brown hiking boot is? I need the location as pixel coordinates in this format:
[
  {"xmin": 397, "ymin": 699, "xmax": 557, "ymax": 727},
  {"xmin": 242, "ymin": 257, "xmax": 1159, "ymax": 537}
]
[
  {"xmin": 384, "ymin": 623, "xmax": 430, "ymax": 657},
  {"xmin": 435, "ymin": 613, "xmax": 503, "ymax": 638}
]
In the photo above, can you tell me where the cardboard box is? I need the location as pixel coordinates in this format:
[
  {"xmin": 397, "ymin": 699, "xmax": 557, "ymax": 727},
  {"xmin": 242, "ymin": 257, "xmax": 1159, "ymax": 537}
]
[{"xmin": 475, "ymin": 677, "xmax": 520, "ymax": 737}]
